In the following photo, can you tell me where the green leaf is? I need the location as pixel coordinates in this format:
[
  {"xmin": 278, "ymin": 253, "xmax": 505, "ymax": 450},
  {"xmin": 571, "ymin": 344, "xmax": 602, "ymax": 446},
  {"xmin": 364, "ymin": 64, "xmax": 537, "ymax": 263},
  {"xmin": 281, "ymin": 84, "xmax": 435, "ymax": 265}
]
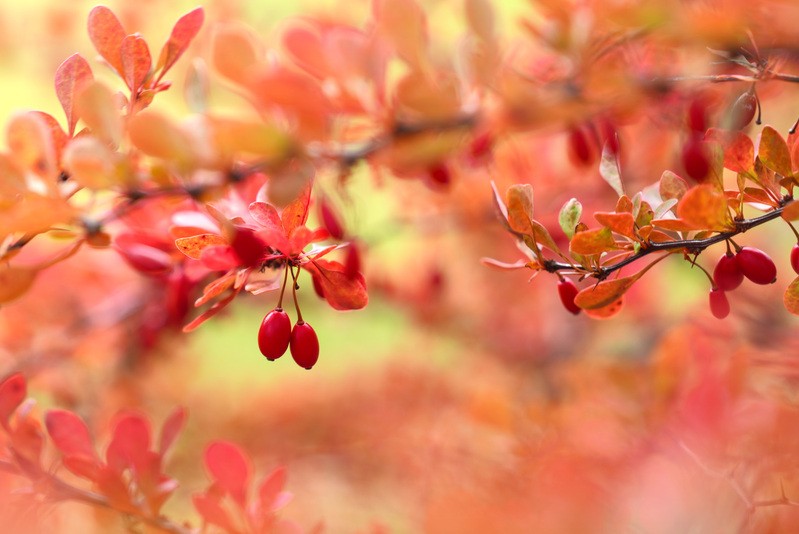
[
  {"xmin": 558, "ymin": 198, "xmax": 582, "ymax": 239},
  {"xmin": 599, "ymin": 143, "xmax": 624, "ymax": 197}
]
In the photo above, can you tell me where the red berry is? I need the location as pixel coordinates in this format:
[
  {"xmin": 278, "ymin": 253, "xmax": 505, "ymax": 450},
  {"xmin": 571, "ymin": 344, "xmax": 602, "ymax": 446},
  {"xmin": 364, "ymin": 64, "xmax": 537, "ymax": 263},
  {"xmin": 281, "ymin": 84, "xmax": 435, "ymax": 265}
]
[
  {"xmin": 426, "ymin": 163, "xmax": 451, "ymax": 188},
  {"xmin": 730, "ymin": 91, "xmax": 757, "ymax": 130},
  {"xmin": 687, "ymin": 97, "xmax": 708, "ymax": 133},
  {"xmin": 319, "ymin": 198, "xmax": 345, "ymax": 240},
  {"xmin": 258, "ymin": 308, "xmax": 291, "ymax": 361},
  {"xmin": 709, "ymin": 288, "xmax": 730, "ymax": 319},
  {"xmin": 681, "ymin": 135, "xmax": 709, "ymax": 181},
  {"xmin": 568, "ymin": 126, "xmax": 594, "ymax": 167},
  {"xmin": 713, "ymin": 253, "xmax": 743, "ymax": 291},
  {"xmin": 792, "ymin": 244, "xmax": 799, "ymax": 275},
  {"xmin": 467, "ymin": 132, "xmax": 493, "ymax": 164},
  {"xmin": 735, "ymin": 246, "xmax": 777, "ymax": 285},
  {"xmin": 290, "ymin": 321, "xmax": 319, "ymax": 370},
  {"xmin": 557, "ymin": 278, "xmax": 581, "ymax": 315}
]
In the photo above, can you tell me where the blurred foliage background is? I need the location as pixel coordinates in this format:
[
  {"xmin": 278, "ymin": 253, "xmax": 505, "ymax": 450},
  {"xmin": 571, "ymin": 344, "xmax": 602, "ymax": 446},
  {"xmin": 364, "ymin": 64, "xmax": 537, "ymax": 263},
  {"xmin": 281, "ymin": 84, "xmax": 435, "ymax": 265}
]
[{"xmin": 3, "ymin": 1, "xmax": 799, "ymax": 533}]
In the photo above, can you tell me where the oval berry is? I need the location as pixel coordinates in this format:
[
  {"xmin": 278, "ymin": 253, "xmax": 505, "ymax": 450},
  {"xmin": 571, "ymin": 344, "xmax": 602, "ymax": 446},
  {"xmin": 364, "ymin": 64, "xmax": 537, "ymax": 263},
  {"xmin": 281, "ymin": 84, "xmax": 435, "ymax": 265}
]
[
  {"xmin": 258, "ymin": 308, "xmax": 291, "ymax": 361},
  {"xmin": 290, "ymin": 321, "xmax": 319, "ymax": 370},
  {"xmin": 735, "ymin": 246, "xmax": 777, "ymax": 285},
  {"xmin": 791, "ymin": 244, "xmax": 799, "ymax": 275},
  {"xmin": 681, "ymin": 135, "xmax": 709, "ymax": 181},
  {"xmin": 568, "ymin": 126, "xmax": 594, "ymax": 167},
  {"xmin": 687, "ymin": 97, "xmax": 708, "ymax": 133},
  {"xmin": 730, "ymin": 91, "xmax": 757, "ymax": 130},
  {"xmin": 557, "ymin": 278, "xmax": 581, "ymax": 315},
  {"xmin": 709, "ymin": 288, "xmax": 730, "ymax": 319},
  {"xmin": 713, "ymin": 253, "xmax": 743, "ymax": 291}
]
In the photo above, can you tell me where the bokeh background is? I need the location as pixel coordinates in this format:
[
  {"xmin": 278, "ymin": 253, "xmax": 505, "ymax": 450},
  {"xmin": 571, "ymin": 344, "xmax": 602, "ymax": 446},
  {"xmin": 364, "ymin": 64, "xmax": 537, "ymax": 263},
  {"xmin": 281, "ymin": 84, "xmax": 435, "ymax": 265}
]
[{"xmin": 3, "ymin": 1, "xmax": 799, "ymax": 532}]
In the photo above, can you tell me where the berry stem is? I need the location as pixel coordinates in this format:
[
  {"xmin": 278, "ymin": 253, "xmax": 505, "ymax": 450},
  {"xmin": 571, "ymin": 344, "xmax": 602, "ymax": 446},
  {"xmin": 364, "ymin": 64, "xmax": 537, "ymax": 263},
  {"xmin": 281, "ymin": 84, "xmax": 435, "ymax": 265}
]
[
  {"xmin": 277, "ymin": 265, "xmax": 289, "ymax": 309},
  {"xmin": 290, "ymin": 266, "xmax": 304, "ymax": 323},
  {"xmin": 786, "ymin": 221, "xmax": 799, "ymax": 243}
]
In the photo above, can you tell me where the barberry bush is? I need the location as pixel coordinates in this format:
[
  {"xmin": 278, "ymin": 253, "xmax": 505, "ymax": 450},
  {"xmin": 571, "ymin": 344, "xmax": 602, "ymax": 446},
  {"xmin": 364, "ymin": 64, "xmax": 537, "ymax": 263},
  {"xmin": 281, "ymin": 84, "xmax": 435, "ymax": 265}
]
[{"xmin": 2, "ymin": 0, "xmax": 799, "ymax": 532}]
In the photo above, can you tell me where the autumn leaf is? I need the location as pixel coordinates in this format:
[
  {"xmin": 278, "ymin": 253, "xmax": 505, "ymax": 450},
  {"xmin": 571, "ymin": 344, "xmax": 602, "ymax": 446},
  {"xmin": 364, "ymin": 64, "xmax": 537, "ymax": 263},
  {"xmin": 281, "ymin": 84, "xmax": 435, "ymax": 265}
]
[
  {"xmin": 304, "ymin": 259, "xmax": 368, "ymax": 310},
  {"xmin": 782, "ymin": 201, "xmax": 799, "ymax": 222},
  {"xmin": 281, "ymin": 181, "xmax": 312, "ymax": 236},
  {"xmin": 205, "ymin": 441, "xmax": 251, "ymax": 505},
  {"xmin": 128, "ymin": 112, "xmax": 195, "ymax": 163},
  {"xmin": 54, "ymin": 54, "xmax": 94, "ymax": 136},
  {"xmin": 87, "ymin": 6, "xmax": 126, "ymax": 78},
  {"xmin": 62, "ymin": 136, "xmax": 117, "ymax": 190},
  {"xmin": 121, "ymin": 34, "xmax": 152, "ymax": 93},
  {"xmin": 75, "ymin": 82, "xmax": 124, "ymax": 148},
  {"xmin": 0, "ymin": 264, "xmax": 38, "ymax": 304},
  {"xmin": 659, "ymin": 171, "xmax": 689, "ymax": 201},
  {"xmin": 45, "ymin": 409, "xmax": 99, "ymax": 463},
  {"xmin": 373, "ymin": 0, "xmax": 429, "ymax": 71},
  {"xmin": 784, "ymin": 276, "xmax": 799, "ymax": 315},
  {"xmin": 158, "ymin": 407, "xmax": 187, "ymax": 456},
  {"xmin": 570, "ymin": 227, "xmax": 617, "ymax": 255},
  {"xmin": 759, "ymin": 126, "xmax": 792, "ymax": 177},
  {"xmin": 156, "ymin": 7, "xmax": 205, "ymax": 81},
  {"xmin": 594, "ymin": 212, "xmax": 636, "ymax": 239},
  {"xmin": 0, "ymin": 374, "xmax": 26, "ymax": 429},
  {"xmin": 506, "ymin": 184, "xmax": 534, "ymax": 234},
  {"xmin": 676, "ymin": 184, "xmax": 733, "ymax": 231},
  {"xmin": 705, "ymin": 128, "xmax": 753, "ymax": 174},
  {"xmin": 574, "ymin": 276, "xmax": 637, "ymax": 310},
  {"xmin": 599, "ymin": 143, "xmax": 624, "ymax": 197},
  {"xmin": 212, "ymin": 24, "xmax": 262, "ymax": 86},
  {"xmin": 175, "ymin": 234, "xmax": 228, "ymax": 259}
]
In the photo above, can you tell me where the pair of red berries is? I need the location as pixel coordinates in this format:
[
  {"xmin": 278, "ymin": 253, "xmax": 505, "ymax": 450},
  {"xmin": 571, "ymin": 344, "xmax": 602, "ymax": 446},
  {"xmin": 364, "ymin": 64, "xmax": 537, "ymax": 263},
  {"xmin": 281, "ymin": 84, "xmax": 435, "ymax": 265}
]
[
  {"xmin": 709, "ymin": 246, "xmax": 778, "ymax": 319},
  {"xmin": 257, "ymin": 308, "xmax": 319, "ymax": 369}
]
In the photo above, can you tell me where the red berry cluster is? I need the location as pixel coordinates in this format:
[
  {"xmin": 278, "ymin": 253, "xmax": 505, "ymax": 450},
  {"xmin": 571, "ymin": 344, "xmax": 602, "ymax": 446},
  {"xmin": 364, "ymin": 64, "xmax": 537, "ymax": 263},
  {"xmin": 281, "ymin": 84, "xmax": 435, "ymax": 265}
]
[
  {"xmin": 710, "ymin": 246, "xmax": 777, "ymax": 319},
  {"xmin": 257, "ymin": 268, "xmax": 320, "ymax": 369}
]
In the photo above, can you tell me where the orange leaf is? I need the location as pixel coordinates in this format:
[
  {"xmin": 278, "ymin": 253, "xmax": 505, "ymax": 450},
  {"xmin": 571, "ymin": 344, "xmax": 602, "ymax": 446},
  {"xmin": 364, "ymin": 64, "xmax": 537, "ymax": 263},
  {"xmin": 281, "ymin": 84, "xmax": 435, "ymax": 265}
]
[
  {"xmin": 594, "ymin": 212, "xmax": 635, "ymax": 239},
  {"xmin": 574, "ymin": 276, "xmax": 637, "ymax": 310},
  {"xmin": 676, "ymin": 184, "xmax": 733, "ymax": 231},
  {"xmin": 195, "ymin": 272, "xmax": 236, "ymax": 307},
  {"xmin": 121, "ymin": 34, "xmax": 152, "ymax": 93},
  {"xmin": 0, "ymin": 153, "xmax": 27, "ymax": 205},
  {"xmin": 128, "ymin": 112, "xmax": 195, "ymax": 163},
  {"xmin": 759, "ymin": 126, "xmax": 793, "ymax": 177},
  {"xmin": 782, "ymin": 200, "xmax": 799, "ymax": 222},
  {"xmin": 584, "ymin": 297, "xmax": 624, "ymax": 319},
  {"xmin": 651, "ymin": 218, "xmax": 695, "ymax": 232},
  {"xmin": 62, "ymin": 136, "xmax": 117, "ymax": 189},
  {"xmin": 281, "ymin": 180, "xmax": 312, "ymax": 236},
  {"xmin": 784, "ymin": 276, "xmax": 799, "ymax": 315},
  {"xmin": 75, "ymin": 82, "xmax": 123, "ymax": 148},
  {"xmin": 210, "ymin": 117, "xmax": 292, "ymax": 160},
  {"xmin": 54, "ymin": 54, "xmax": 94, "ymax": 137},
  {"xmin": 156, "ymin": 7, "xmax": 204, "ymax": 79},
  {"xmin": 6, "ymin": 112, "xmax": 58, "ymax": 181},
  {"xmin": 182, "ymin": 289, "xmax": 239, "ymax": 333},
  {"xmin": 281, "ymin": 23, "xmax": 328, "ymax": 79},
  {"xmin": 175, "ymin": 234, "xmax": 227, "ymax": 259},
  {"xmin": 705, "ymin": 128, "xmax": 753, "ymax": 174},
  {"xmin": 373, "ymin": 0, "xmax": 429, "ymax": 70},
  {"xmin": 506, "ymin": 184, "xmax": 534, "ymax": 234},
  {"xmin": 87, "ymin": 6, "xmax": 126, "ymax": 78},
  {"xmin": 569, "ymin": 227, "xmax": 616, "ymax": 255},
  {"xmin": 0, "ymin": 194, "xmax": 75, "ymax": 238},
  {"xmin": 659, "ymin": 170, "xmax": 688, "ymax": 201},
  {"xmin": 465, "ymin": 0, "xmax": 495, "ymax": 43},
  {"xmin": 212, "ymin": 24, "xmax": 262, "ymax": 86},
  {"xmin": 0, "ymin": 264, "xmax": 37, "ymax": 304}
]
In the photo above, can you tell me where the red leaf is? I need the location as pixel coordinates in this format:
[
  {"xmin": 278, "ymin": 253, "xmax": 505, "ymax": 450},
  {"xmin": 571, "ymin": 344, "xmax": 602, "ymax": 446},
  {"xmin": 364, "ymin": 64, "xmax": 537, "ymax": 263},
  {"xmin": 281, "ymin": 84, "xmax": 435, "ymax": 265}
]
[
  {"xmin": 200, "ymin": 245, "xmax": 241, "ymax": 271},
  {"xmin": 205, "ymin": 440, "xmax": 251, "ymax": 506},
  {"xmin": 97, "ymin": 466, "xmax": 136, "ymax": 514},
  {"xmin": 87, "ymin": 6, "xmax": 126, "ymax": 78},
  {"xmin": 175, "ymin": 234, "xmax": 228, "ymax": 259},
  {"xmin": 107, "ymin": 412, "xmax": 151, "ymax": 474},
  {"xmin": 0, "ymin": 373, "xmax": 26, "ymax": 428},
  {"xmin": 281, "ymin": 181, "xmax": 312, "ymax": 236},
  {"xmin": 705, "ymin": 128, "xmax": 753, "ymax": 174},
  {"xmin": 45, "ymin": 409, "xmax": 99, "ymax": 462},
  {"xmin": 54, "ymin": 54, "xmax": 94, "ymax": 136},
  {"xmin": 259, "ymin": 466, "xmax": 288, "ymax": 512},
  {"xmin": 304, "ymin": 259, "xmax": 368, "ymax": 310},
  {"xmin": 156, "ymin": 8, "xmax": 205, "ymax": 80},
  {"xmin": 193, "ymin": 493, "xmax": 239, "ymax": 532},
  {"xmin": 249, "ymin": 202, "xmax": 283, "ymax": 232},
  {"xmin": 159, "ymin": 407, "xmax": 187, "ymax": 456},
  {"xmin": 121, "ymin": 34, "xmax": 152, "ymax": 93},
  {"xmin": 183, "ymin": 289, "xmax": 240, "ymax": 332}
]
